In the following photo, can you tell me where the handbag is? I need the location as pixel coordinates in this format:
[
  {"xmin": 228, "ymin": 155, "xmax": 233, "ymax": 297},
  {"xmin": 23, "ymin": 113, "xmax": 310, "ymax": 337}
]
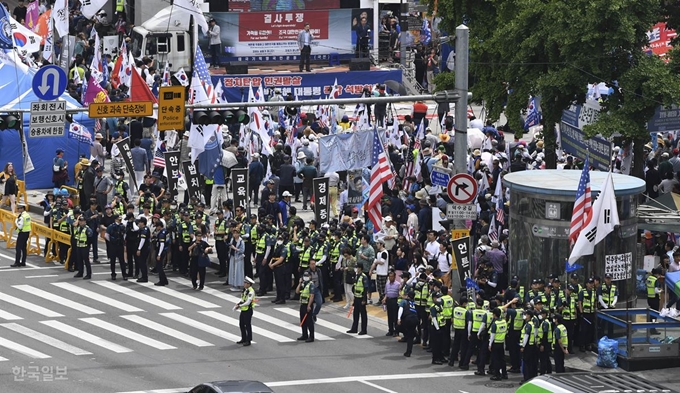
[{"xmin": 197, "ymin": 254, "xmax": 211, "ymax": 268}]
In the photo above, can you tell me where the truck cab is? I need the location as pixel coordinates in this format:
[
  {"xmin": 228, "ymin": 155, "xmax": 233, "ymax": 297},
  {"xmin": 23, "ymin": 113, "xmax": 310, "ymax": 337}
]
[{"xmin": 130, "ymin": 5, "xmax": 202, "ymax": 72}]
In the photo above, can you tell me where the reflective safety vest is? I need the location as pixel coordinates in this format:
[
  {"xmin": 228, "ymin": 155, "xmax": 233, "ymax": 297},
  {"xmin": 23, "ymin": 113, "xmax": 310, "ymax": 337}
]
[
  {"xmin": 299, "ymin": 246, "xmax": 312, "ymax": 269},
  {"xmin": 214, "ymin": 219, "xmax": 226, "ymax": 241},
  {"xmin": 538, "ymin": 320, "xmax": 553, "ymax": 344},
  {"xmin": 433, "ymin": 304, "xmax": 444, "ymax": 327},
  {"xmin": 453, "ymin": 306, "xmax": 467, "ymax": 330},
  {"xmin": 492, "ymin": 319, "xmax": 507, "ymax": 343},
  {"xmin": 553, "ymin": 323, "xmax": 568, "ymax": 349},
  {"xmin": 426, "ymin": 291, "xmax": 434, "ymax": 308},
  {"xmin": 353, "ymin": 273, "xmax": 366, "ymax": 297},
  {"xmin": 601, "ymin": 283, "xmax": 617, "ymax": 306},
  {"xmin": 180, "ymin": 222, "xmax": 191, "ymax": 243},
  {"xmin": 580, "ymin": 289, "xmax": 595, "ymax": 313},
  {"xmin": 139, "ymin": 195, "xmax": 155, "ymax": 212},
  {"xmin": 19, "ymin": 212, "xmax": 31, "ymax": 232},
  {"xmin": 521, "ymin": 322, "xmax": 536, "ymax": 346},
  {"xmin": 115, "ymin": 180, "xmax": 127, "ymax": 200},
  {"xmin": 329, "ymin": 241, "xmax": 341, "ymax": 263},
  {"xmin": 562, "ymin": 295, "xmax": 577, "ymax": 321},
  {"xmin": 471, "ymin": 309, "xmax": 486, "ymax": 332},
  {"xmin": 256, "ymin": 235, "xmax": 267, "ymax": 254},
  {"xmin": 113, "ymin": 201, "xmax": 125, "ymax": 216},
  {"xmin": 546, "ymin": 292, "xmax": 557, "ymax": 311},
  {"xmin": 240, "ymin": 287, "xmax": 255, "ymax": 311},
  {"xmin": 414, "ymin": 281, "xmax": 428, "ymax": 307},
  {"xmin": 205, "ymin": 178, "xmax": 214, "ymax": 185},
  {"xmin": 249, "ymin": 224, "xmax": 259, "ymax": 244},
  {"xmin": 75, "ymin": 226, "xmax": 89, "ymax": 248},
  {"xmin": 467, "ymin": 302, "xmax": 476, "ymax": 311},
  {"xmin": 300, "ymin": 281, "xmax": 313, "ymax": 303},
  {"xmin": 440, "ymin": 295, "xmax": 454, "ymax": 320},
  {"xmin": 58, "ymin": 210, "xmax": 72, "ymax": 233},
  {"xmin": 513, "ymin": 310, "xmax": 525, "ymax": 331},
  {"xmin": 115, "ymin": 0, "xmax": 125, "ymax": 12},
  {"xmin": 646, "ymin": 276, "xmax": 658, "ymax": 299},
  {"xmin": 312, "ymin": 242, "xmax": 327, "ymax": 265},
  {"xmin": 518, "ymin": 285, "xmax": 525, "ymax": 301}
]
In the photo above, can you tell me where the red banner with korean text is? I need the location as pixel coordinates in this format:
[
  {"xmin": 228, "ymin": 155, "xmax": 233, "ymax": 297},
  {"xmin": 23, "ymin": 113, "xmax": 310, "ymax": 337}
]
[
  {"xmin": 239, "ymin": 11, "xmax": 329, "ymax": 42},
  {"xmin": 645, "ymin": 22, "xmax": 676, "ymax": 61}
]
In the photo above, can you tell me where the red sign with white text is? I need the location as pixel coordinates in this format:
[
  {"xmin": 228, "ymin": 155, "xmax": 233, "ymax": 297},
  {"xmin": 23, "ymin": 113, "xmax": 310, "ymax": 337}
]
[
  {"xmin": 239, "ymin": 11, "xmax": 329, "ymax": 42},
  {"xmin": 645, "ymin": 22, "xmax": 676, "ymax": 60}
]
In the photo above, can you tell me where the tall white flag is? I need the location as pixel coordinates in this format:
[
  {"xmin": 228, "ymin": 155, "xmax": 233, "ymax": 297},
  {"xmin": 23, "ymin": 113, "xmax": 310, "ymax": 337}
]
[
  {"xmin": 568, "ymin": 171, "xmax": 619, "ymax": 263},
  {"xmin": 43, "ymin": 23, "xmax": 53, "ymax": 62},
  {"xmin": 248, "ymin": 82, "xmax": 272, "ymax": 155},
  {"xmin": 51, "ymin": 0, "xmax": 69, "ymax": 37},
  {"xmin": 173, "ymin": 0, "xmax": 209, "ymax": 34},
  {"xmin": 19, "ymin": 128, "xmax": 34, "ymax": 174},
  {"xmin": 80, "ymin": 0, "xmax": 108, "ymax": 19}
]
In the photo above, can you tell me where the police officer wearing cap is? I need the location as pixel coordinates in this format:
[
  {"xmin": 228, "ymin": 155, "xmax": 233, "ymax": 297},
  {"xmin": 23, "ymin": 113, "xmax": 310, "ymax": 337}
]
[
  {"xmin": 578, "ymin": 277, "xmax": 596, "ymax": 351},
  {"xmin": 429, "ymin": 291, "xmax": 446, "ymax": 365},
  {"xmin": 73, "ymin": 216, "xmax": 93, "ymax": 279},
  {"xmin": 105, "ymin": 213, "xmax": 127, "ymax": 280},
  {"xmin": 153, "ymin": 220, "xmax": 169, "ymax": 286},
  {"xmin": 520, "ymin": 309, "xmax": 538, "ymax": 383},
  {"xmin": 11, "ymin": 204, "xmax": 31, "ymax": 267},
  {"xmin": 398, "ymin": 290, "xmax": 420, "ymax": 357},
  {"xmin": 236, "ymin": 277, "xmax": 256, "ymax": 346},
  {"xmin": 449, "ymin": 296, "xmax": 469, "ymax": 366},
  {"xmin": 488, "ymin": 307, "xmax": 508, "ymax": 381},
  {"xmin": 558, "ymin": 284, "xmax": 578, "ymax": 354},
  {"xmin": 214, "ymin": 210, "xmax": 229, "ymax": 278},
  {"xmin": 135, "ymin": 217, "xmax": 151, "ymax": 283},
  {"xmin": 347, "ymin": 263, "xmax": 369, "ymax": 335},
  {"xmin": 296, "ymin": 271, "xmax": 316, "ymax": 342}
]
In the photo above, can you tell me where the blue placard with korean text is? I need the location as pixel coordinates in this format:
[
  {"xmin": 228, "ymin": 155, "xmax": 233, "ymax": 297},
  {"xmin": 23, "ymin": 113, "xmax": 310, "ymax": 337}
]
[
  {"xmin": 561, "ymin": 103, "xmax": 611, "ymax": 171},
  {"xmin": 430, "ymin": 168, "xmax": 450, "ymax": 187},
  {"xmin": 647, "ymin": 104, "xmax": 680, "ymax": 132}
]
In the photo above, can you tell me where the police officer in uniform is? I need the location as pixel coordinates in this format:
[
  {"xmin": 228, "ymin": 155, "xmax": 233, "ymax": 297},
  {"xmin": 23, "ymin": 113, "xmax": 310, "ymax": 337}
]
[
  {"xmin": 598, "ymin": 273, "xmax": 619, "ymax": 337},
  {"xmin": 214, "ymin": 210, "xmax": 228, "ymax": 278},
  {"xmin": 646, "ymin": 268, "xmax": 663, "ymax": 334},
  {"xmin": 398, "ymin": 290, "xmax": 420, "ymax": 357},
  {"xmin": 413, "ymin": 272, "xmax": 429, "ymax": 345},
  {"xmin": 552, "ymin": 314, "xmax": 569, "ymax": 373},
  {"xmin": 296, "ymin": 271, "xmax": 316, "ymax": 342},
  {"xmin": 488, "ymin": 308, "xmax": 508, "ymax": 381},
  {"xmin": 105, "ymin": 214, "xmax": 126, "ymax": 280},
  {"xmin": 270, "ymin": 234, "xmax": 289, "ymax": 304},
  {"xmin": 11, "ymin": 204, "xmax": 31, "ymax": 267},
  {"xmin": 73, "ymin": 216, "xmax": 93, "ymax": 279},
  {"xmin": 439, "ymin": 286, "xmax": 454, "ymax": 357},
  {"xmin": 449, "ymin": 296, "xmax": 469, "ymax": 366},
  {"xmin": 153, "ymin": 220, "xmax": 169, "ymax": 286},
  {"xmin": 520, "ymin": 309, "xmax": 538, "ymax": 383},
  {"xmin": 537, "ymin": 308, "xmax": 553, "ymax": 375},
  {"xmin": 429, "ymin": 291, "xmax": 445, "ymax": 365},
  {"xmin": 347, "ymin": 263, "xmax": 369, "ymax": 335},
  {"xmin": 236, "ymin": 276, "xmax": 256, "ymax": 346},
  {"xmin": 578, "ymin": 277, "xmax": 596, "ymax": 351},
  {"xmin": 558, "ymin": 284, "xmax": 578, "ymax": 353},
  {"xmin": 460, "ymin": 298, "xmax": 486, "ymax": 372},
  {"xmin": 124, "ymin": 211, "xmax": 138, "ymax": 277},
  {"xmin": 135, "ymin": 217, "xmax": 151, "ymax": 283},
  {"xmin": 178, "ymin": 211, "xmax": 194, "ymax": 276}
]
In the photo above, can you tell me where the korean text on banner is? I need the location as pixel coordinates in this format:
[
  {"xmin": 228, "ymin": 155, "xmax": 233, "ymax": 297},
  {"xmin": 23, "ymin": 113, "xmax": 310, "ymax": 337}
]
[
  {"xmin": 313, "ymin": 177, "xmax": 329, "ymax": 225},
  {"xmin": 164, "ymin": 151, "xmax": 181, "ymax": 201}
]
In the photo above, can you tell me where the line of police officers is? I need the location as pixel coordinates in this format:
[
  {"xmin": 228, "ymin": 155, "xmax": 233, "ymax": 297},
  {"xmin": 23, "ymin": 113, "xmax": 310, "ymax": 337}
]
[{"xmin": 393, "ymin": 270, "xmax": 621, "ymax": 383}]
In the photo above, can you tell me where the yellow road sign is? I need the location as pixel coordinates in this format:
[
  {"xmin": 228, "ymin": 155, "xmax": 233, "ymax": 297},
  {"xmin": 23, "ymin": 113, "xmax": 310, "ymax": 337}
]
[
  {"xmin": 88, "ymin": 102, "xmax": 153, "ymax": 118},
  {"xmin": 451, "ymin": 229, "xmax": 470, "ymax": 240},
  {"xmin": 158, "ymin": 86, "xmax": 186, "ymax": 131}
]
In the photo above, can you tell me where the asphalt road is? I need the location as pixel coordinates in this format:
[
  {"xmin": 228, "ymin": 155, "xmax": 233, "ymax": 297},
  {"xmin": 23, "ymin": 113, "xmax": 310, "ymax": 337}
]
[{"xmin": 0, "ymin": 238, "xmax": 522, "ymax": 393}]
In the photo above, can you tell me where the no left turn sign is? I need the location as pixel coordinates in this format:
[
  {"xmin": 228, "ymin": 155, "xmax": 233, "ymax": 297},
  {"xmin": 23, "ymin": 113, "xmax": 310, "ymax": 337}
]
[{"xmin": 447, "ymin": 173, "xmax": 478, "ymax": 204}]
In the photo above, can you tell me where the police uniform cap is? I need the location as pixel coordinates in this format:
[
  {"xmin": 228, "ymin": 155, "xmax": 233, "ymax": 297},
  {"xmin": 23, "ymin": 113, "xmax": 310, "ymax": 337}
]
[
  {"xmin": 432, "ymin": 292, "xmax": 441, "ymax": 298},
  {"xmin": 244, "ymin": 276, "xmax": 255, "ymax": 284},
  {"xmin": 540, "ymin": 308, "xmax": 549, "ymax": 314},
  {"xmin": 534, "ymin": 298, "xmax": 543, "ymax": 304},
  {"xmin": 476, "ymin": 298, "xmax": 484, "ymax": 306},
  {"xmin": 303, "ymin": 271, "xmax": 311, "ymax": 277},
  {"xmin": 512, "ymin": 275, "xmax": 520, "ymax": 281},
  {"xmin": 566, "ymin": 284, "xmax": 576, "ymax": 292},
  {"xmin": 570, "ymin": 273, "xmax": 579, "ymax": 279},
  {"xmin": 587, "ymin": 278, "xmax": 595, "ymax": 284},
  {"xmin": 77, "ymin": 216, "xmax": 85, "ymax": 221},
  {"xmin": 61, "ymin": 200, "xmax": 69, "ymax": 206},
  {"xmin": 553, "ymin": 277, "xmax": 560, "ymax": 282}
]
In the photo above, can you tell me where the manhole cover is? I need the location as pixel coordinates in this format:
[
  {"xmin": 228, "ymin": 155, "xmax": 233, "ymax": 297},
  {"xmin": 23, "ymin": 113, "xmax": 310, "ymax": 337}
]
[{"xmin": 484, "ymin": 382, "xmax": 515, "ymax": 389}]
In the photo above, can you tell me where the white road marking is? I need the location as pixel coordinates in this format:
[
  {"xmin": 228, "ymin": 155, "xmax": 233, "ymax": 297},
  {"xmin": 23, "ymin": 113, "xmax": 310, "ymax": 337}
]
[
  {"xmin": 131, "ymin": 281, "xmax": 220, "ymax": 309},
  {"xmin": 92, "ymin": 281, "xmax": 182, "ymax": 310},
  {"xmin": 199, "ymin": 311, "xmax": 294, "ymax": 343},
  {"xmin": 115, "ymin": 371, "xmax": 478, "ymax": 393},
  {"xmin": 252, "ymin": 312, "xmax": 334, "ymax": 341},
  {"xmin": 0, "ymin": 356, "xmax": 7, "ymax": 361},
  {"xmin": 169, "ymin": 277, "xmax": 237, "ymax": 303},
  {"xmin": 0, "ymin": 291, "xmax": 64, "ymax": 317},
  {"xmin": 274, "ymin": 307, "xmax": 373, "ymax": 338},
  {"xmin": 120, "ymin": 315, "xmax": 213, "ymax": 347},
  {"xmin": 40, "ymin": 320, "xmax": 133, "ymax": 353},
  {"xmin": 52, "ymin": 282, "xmax": 143, "ymax": 312},
  {"xmin": 24, "ymin": 274, "xmax": 59, "ymax": 278},
  {"xmin": 160, "ymin": 312, "xmax": 244, "ymax": 343},
  {"xmin": 0, "ymin": 336, "xmax": 51, "ymax": 359},
  {"xmin": 0, "ymin": 309, "xmax": 22, "ymax": 320},
  {"xmin": 360, "ymin": 380, "xmax": 398, "ymax": 393},
  {"xmin": 13, "ymin": 285, "xmax": 104, "ymax": 315},
  {"xmin": 80, "ymin": 317, "xmax": 176, "ymax": 350},
  {"xmin": 0, "ymin": 323, "xmax": 92, "ymax": 355}
]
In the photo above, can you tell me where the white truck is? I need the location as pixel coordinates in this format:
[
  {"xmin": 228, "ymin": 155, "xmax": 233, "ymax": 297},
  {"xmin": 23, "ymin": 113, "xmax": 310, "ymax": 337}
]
[{"xmin": 129, "ymin": 5, "xmax": 208, "ymax": 71}]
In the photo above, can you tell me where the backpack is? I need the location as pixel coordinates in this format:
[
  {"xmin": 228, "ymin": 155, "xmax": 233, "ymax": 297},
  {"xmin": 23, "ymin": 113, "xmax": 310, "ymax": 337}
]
[{"xmin": 421, "ymin": 157, "xmax": 432, "ymax": 181}]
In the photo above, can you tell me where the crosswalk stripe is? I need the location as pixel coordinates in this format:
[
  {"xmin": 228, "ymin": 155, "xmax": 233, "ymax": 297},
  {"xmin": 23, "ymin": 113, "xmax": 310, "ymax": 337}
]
[
  {"xmin": 274, "ymin": 307, "xmax": 373, "ymax": 338},
  {"xmin": 120, "ymin": 315, "xmax": 214, "ymax": 348},
  {"xmin": 92, "ymin": 281, "xmax": 182, "ymax": 311},
  {"xmin": 252, "ymin": 312, "xmax": 334, "ymax": 341},
  {"xmin": 199, "ymin": 311, "xmax": 295, "ymax": 343},
  {"xmin": 0, "ymin": 309, "xmax": 23, "ymax": 321},
  {"xmin": 13, "ymin": 285, "xmax": 104, "ymax": 315},
  {"xmin": 80, "ymin": 318, "xmax": 176, "ymax": 350},
  {"xmin": 51, "ymin": 282, "xmax": 144, "ymax": 313},
  {"xmin": 0, "ymin": 336, "xmax": 51, "ymax": 359},
  {"xmin": 168, "ymin": 279, "xmax": 335, "ymax": 341},
  {"xmin": 0, "ymin": 323, "xmax": 92, "ymax": 356},
  {"xmin": 160, "ymin": 312, "xmax": 244, "ymax": 343},
  {"xmin": 40, "ymin": 320, "xmax": 133, "ymax": 353},
  {"xmin": 0, "ymin": 356, "xmax": 7, "ymax": 361},
  {"xmin": 0, "ymin": 291, "xmax": 64, "ymax": 318},
  {"xmin": 131, "ymin": 281, "xmax": 220, "ymax": 309}
]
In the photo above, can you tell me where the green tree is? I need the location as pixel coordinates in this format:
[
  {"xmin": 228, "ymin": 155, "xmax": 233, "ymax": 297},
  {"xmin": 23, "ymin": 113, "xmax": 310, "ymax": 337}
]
[{"xmin": 583, "ymin": 53, "xmax": 680, "ymax": 178}]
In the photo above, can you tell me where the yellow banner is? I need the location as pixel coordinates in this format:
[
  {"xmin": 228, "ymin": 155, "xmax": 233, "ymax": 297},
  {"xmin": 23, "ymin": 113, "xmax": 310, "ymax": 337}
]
[
  {"xmin": 88, "ymin": 102, "xmax": 153, "ymax": 118},
  {"xmin": 451, "ymin": 229, "xmax": 470, "ymax": 240}
]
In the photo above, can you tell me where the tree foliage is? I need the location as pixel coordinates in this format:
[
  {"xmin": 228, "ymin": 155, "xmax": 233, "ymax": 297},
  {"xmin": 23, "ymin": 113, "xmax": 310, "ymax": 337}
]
[{"xmin": 433, "ymin": 0, "xmax": 668, "ymax": 171}]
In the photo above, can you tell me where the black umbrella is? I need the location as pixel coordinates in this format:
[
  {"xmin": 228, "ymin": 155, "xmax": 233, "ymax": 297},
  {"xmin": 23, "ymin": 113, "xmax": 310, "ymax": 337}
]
[{"xmin": 385, "ymin": 79, "xmax": 408, "ymax": 96}]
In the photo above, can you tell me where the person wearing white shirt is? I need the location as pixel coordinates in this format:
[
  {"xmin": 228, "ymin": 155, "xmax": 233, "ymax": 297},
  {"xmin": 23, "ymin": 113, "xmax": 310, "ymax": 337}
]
[
  {"xmin": 423, "ymin": 231, "xmax": 440, "ymax": 261},
  {"xmin": 325, "ymin": 171, "xmax": 340, "ymax": 218},
  {"xmin": 371, "ymin": 240, "xmax": 390, "ymax": 304}
]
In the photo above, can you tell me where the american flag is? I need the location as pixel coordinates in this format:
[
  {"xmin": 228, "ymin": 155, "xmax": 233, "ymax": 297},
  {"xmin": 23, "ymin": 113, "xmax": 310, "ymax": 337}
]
[
  {"xmin": 194, "ymin": 47, "xmax": 214, "ymax": 101},
  {"xmin": 569, "ymin": 154, "xmax": 591, "ymax": 243},
  {"xmin": 94, "ymin": 119, "xmax": 101, "ymax": 132},
  {"xmin": 493, "ymin": 173, "xmax": 505, "ymax": 225},
  {"xmin": 488, "ymin": 214, "xmax": 498, "ymax": 242},
  {"xmin": 368, "ymin": 129, "xmax": 393, "ymax": 232},
  {"xmin": 153, "ymin": 143, "xmax": 166, "ymax": 168}
]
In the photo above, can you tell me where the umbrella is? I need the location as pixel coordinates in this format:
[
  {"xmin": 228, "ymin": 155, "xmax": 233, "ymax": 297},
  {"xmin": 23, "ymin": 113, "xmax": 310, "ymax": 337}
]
[
  {"xmin": 666, "ymin": 271, "xmax": 680, "ymax": 298},
  {"xmin": 481, "ymin": 151, "xmax": 494, "ymax": 167},
  {"xmin": 221, "ymin": 149, "xmax": 238, "ymax": 168},
  {"xmin": 384, "ymin": 80, "xmax": 408, "ymax": 96},
  {"xmin": 469, "ymin": 118, "xmax": 484, "ymax": 129},
  {"xmin": 467, "ymin": 128, "xmax": 484, "ymax": 149}
]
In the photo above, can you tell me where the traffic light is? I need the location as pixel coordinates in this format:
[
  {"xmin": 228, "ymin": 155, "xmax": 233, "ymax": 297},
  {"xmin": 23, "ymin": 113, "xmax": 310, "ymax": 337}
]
[
  {"xmin": 192, "ymin": 109, "xmax": 250, "ymax": 125},
  {"xmin": 0, "ymin": 114, "xmax": 20, "ymax": 130},
  {"xmin": 224, "ymin": 109, "xmax": 249, "ymax": 125}
]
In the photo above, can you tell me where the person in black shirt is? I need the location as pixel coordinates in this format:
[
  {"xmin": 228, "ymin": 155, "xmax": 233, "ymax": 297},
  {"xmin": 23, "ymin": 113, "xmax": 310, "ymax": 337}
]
[
  {"xmin": 263, "ymin": 192, "xmax": 282, "ymax": 227},
  {"xmin": 189, "ymin": 232, "xmax": 213, "ymax": 290},
  {"xmin": 135, "ymin": 217, "xmax": 151, "ymax": 282},
  {"xmin": 153, "ymin": 221, "xmax": 169, "ymax": 286},
  {"xmin": 105, "ymin": 214, "xmax": 127, "ymax": 280},
  {"xmin": 83, "ymin": 201, "xmax": 101, "ymax": 264},
  {"xmin": 13, "ymin": 0, "xmax": 26, "ymax": 24}
]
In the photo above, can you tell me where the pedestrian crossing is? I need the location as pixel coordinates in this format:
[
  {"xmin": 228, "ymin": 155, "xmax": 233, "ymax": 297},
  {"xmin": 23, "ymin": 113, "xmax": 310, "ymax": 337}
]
[{"xmin": 0, "ymin": 278, "xmax": 372, "ymax": 363}]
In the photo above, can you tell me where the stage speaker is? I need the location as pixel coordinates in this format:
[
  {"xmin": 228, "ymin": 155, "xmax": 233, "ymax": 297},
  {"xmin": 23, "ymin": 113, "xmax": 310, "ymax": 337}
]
[
  {"xmin": 349, "ymin": 58, "xmax": 370, "ymax": 71},
  {"xmin": 226, "ymin": 61, "xmax": 248, "ymax": 75}
]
